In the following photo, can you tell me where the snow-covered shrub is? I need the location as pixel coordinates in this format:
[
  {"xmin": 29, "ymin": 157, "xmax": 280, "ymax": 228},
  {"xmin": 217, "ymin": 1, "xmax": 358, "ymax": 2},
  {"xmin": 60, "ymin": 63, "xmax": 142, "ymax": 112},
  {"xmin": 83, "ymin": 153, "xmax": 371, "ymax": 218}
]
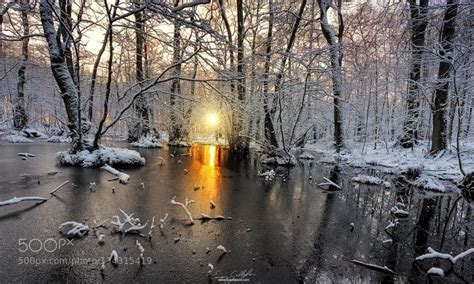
[
  {"xmin": 258, "ymin": 169, "xmax": 276, "ymax": 181},
  {"xmin": 5, "ymin": 134, "xmax": 33, "ymax": 143},
  {"xmin": 131, "ymin": 134, "xmax": 163, "ymax": 148},
  {"xmin": 56, "ymin": 147, "xmax": 146, "ymax": 167}
]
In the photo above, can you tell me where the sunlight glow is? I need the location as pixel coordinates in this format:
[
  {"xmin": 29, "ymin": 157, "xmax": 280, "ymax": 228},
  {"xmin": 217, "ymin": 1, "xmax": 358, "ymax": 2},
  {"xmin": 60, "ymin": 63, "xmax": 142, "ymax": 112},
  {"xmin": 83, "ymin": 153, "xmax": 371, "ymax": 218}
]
[{"xmin": 206, "ymin": 113, "xmax": 219, "ymax": 127}]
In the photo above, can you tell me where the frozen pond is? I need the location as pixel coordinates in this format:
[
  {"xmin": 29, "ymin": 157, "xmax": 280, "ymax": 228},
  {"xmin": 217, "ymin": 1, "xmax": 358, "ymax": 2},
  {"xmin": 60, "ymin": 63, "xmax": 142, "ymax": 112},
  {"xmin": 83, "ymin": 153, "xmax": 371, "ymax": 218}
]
[{"xmin": 0, "ymin": 143, "xmax": 471, "ymax": 283}]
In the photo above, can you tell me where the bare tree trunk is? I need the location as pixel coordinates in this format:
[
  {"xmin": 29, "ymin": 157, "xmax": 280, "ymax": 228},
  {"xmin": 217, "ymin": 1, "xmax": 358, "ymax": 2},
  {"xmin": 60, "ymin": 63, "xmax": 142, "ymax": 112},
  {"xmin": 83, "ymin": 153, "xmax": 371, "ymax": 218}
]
[
  {"xmin": 169, "ymin": 0, "xmax": 183, "ymax": 144},
  {"xmin": 129, "ymin": 0, "xmax": 151, "ymax": 142},
  {"xmin": 40, "ymin": 0, "xmax": 83, "ymax": 152},
  {"xmin": 318, "ymin": 0, "xmax": 345, "ymax": 153},
  {"xmin": 262, "ymin": 0, "xmax": 278, "ymax": 148},
  {"xmin": 14, "ymin": 7, "xmax": 30, "ymax": 130},
  {"xmin": 431, "ymin": 0, "xmax": 458, "ymax": 154},
  {"xmin": 400, "ymin": 0, "xmax": 429, "ymax": 148},
  {"xmin": 229, "ymin": 0, "xmax": 248, "ymax": 153}
]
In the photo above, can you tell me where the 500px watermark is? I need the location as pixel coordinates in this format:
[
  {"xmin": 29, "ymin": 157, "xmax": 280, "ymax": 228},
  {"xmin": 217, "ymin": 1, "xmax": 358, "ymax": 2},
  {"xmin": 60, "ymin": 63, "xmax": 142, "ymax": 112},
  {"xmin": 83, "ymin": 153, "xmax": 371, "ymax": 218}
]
[
  {"xmin": 18, "ymin": 238, "xmax": 73, "ymax": 253},
  {"xmin": 17, "ymin": 256, "xmax": 153, "ymax": 266}
]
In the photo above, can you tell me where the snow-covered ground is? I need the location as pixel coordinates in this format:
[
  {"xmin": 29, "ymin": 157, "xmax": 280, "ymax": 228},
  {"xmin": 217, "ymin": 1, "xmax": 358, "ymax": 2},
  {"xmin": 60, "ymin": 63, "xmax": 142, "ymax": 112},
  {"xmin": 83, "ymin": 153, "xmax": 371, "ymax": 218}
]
[{"xmin": 303, "ymin": 140, "xmax": 474, "ymax": 186}]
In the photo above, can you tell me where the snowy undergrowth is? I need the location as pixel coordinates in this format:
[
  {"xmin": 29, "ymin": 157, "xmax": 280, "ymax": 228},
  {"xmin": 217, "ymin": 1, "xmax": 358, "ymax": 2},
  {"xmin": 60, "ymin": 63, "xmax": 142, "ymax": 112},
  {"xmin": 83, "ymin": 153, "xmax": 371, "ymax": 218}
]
[
  {"xmin": 57, "ymin": 147, "xmax": 146, "ymax": 167},
  {"xmin": 303, "ymin": 140, "xmax": 474, "ymax": 188},
  {"xmin": 260, "ymin": 153, "xmax": 297, "ymax": 166},
  {"xmin": 130, "ymin": 134, "xmax": 163, "ymax": 148}
]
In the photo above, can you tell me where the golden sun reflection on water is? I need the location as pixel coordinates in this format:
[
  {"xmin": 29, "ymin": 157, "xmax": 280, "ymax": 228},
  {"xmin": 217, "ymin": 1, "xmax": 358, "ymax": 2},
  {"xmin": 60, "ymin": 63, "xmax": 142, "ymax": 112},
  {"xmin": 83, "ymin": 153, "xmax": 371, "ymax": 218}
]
[{"xmin": 190, "ymin": 145, "xmax": 221, "ymax": 209}]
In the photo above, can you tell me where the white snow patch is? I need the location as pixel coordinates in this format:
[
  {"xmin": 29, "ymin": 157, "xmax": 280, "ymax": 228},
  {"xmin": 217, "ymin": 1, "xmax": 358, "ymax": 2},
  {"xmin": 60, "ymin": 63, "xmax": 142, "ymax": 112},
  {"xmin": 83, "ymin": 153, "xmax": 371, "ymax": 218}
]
[
  {"xmin": 5, "ymin": 134, "xmax": 33, "ymax": 143},
  {"xmin": 351, "ymin": 175, "xmax": 384, "ymax": 185},
  {"xmin": 260, "ymin": 153, "xmax": 296, "ymax": 166},
  {"xmin": 299, "ymin": 152, "xmax": 315, "ymax": 160},
  {"xmin": 413, "ymin": 175, "xmax": 447, "ymax": 192},
  {"xmin": 427, "ymin": 267, "xmax": 444, "ymax": 276}
]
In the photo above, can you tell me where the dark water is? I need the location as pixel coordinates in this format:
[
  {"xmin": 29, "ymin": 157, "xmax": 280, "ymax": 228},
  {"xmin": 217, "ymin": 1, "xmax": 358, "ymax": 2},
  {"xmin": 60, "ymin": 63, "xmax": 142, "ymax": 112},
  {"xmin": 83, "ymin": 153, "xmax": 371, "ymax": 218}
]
[{"xmin": 0, "ymin": 142, "xmax": 471, "ymax": 283}]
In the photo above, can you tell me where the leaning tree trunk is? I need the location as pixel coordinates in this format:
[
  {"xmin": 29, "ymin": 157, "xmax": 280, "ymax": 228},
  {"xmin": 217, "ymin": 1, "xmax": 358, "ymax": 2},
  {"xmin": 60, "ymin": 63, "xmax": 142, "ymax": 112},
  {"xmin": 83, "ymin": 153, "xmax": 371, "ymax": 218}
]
[
  {"xmin": 318, "ymin": 0, "xmax": 345, "ymax": 153},
  {"xmin": 169, "ymin": 0, "xmax": 183, "ymax": 144},
  {"xmin": 400, "ymin": 0, "xmax": 429, "ymax": 148},
  {"xmin": 13, "ymin": 7, "xmax": 30, "ymax": 130},
  {"xmin": 40, "ymin": 0, "xmax": 83, "ymax": 152},
  {"xmin": 431, "ymin": 0, "xmax": 458, "ymax": 154}
]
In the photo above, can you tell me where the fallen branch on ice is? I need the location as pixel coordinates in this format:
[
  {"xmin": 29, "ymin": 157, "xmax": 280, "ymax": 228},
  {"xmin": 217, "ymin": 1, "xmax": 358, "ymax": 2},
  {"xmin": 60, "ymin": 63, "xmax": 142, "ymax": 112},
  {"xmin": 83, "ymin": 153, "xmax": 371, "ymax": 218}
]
[
  {"xmin": 50, "ymin": 181, "xmax": 70, "ymax": 195},
  {"xmin": 350, "ymin": 260, "xmax": 394, "ymax": 274},
  {"xmin": 318, "ymin": 177, "xmax": 342, "ymax": 190},
  {"xmin": 0, "ymin": 196, "xmax": 47, "ymax": 207},
  {"xmin": 101, "ymin": 164, "xmax": 130, "ymax": 184},
  {"xmin": 17, "ymin": 153, "xmax": 35, "ymax": 158},
  {"xmin": 171, "ymin": 196, "xmax": 195, "ymax": 224},
  {"xmin": 111, "ymin": 209, "xmax": 147, "ymax": 234}
]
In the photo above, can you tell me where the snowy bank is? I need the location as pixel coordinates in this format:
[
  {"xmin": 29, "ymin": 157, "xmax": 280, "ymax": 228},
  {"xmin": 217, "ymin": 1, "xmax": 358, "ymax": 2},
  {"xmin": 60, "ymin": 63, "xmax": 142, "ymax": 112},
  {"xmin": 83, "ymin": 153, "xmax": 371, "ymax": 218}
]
[
  {"xmin": 57, "ymin": 147, "xmax": 146, "ymax": 167},
  {"xmin": 303, "ymin": 140, "xmax": 474, "ymax": 189},
  {"xmin": 351, "ymin": 175, "xmax": 384, "ymax": 185},
  {"xmin": 260, "ymin": 153, "xmax": 296, "ymax": 166}
]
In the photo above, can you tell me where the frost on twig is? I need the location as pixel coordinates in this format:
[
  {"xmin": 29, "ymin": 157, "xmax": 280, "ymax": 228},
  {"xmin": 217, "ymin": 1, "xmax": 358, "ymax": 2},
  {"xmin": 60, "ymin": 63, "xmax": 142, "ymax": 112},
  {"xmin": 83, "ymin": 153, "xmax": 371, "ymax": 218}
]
[
  {"xmin": 136, "ymin": 240, "xmax": 145, "ymax": 265},
  {"xmin": 416, "ymin": 247, "xmax": 474, "ymax": 264},
  {"xmin": 98, "ymin": 234, "xmax": 105, "ymax": 245},
  {"xmin": 111, "ymin": 209, "xmax": 147, "ymax": 234},
  {"xmin": 157, "ymin": 157, "xmax": 166, "ymax": 166},
  {"xmin": 160, "ymin": 213, "xmax": 168, "ymax": 229},
  {"xmin": 0, "ymin": 196, "xmax": 47, "ymax": 207},
  {"xmin": 101, "ymin": 164, "xmax": 130, "ymax": 184},
  {"xmin": 171, "ymin": 196, "xmax": 195, "ymax": 224},
  {"xmin": 60, "ymin": 221, "xmax": 89, "ymax": 238},
  {"xmin": 148, "ymin": 216, "xmax": 155, "ymax": 240},
  {"xmin": 216, "ymin": 245, "xmax": 227, "ymax": 254},
  {"xmin": 110, "ymin": 250, "xmax": 119, "ymax": 266},
  {"xmin": 207, "ymin": 263, "xmax": 214, "ymax": 274}
]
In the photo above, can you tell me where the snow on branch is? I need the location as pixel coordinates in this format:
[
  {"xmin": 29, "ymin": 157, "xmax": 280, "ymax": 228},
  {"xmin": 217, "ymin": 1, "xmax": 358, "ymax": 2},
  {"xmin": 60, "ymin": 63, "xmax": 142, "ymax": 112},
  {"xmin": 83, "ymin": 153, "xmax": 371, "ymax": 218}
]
[
  {"xmin": 111, "ymin": 209, "xmax": 147, "ymax": 234},
  {"xmin": 318, "ymin": 177, "xmax": 341, "ymax": 190},
  {"xmin": 171, "ymin": 196, "xmax": 195, "ymax": 224},
  {"xmin": 416, "ymin": 247, "xmax": 474, "ymax": 264},
  {"xmin": 171, "ymin": 0, "xmax": 210, "ymax": 12},
  {"xmin": 50, "ymin": 181, "xmax": 69, "ymax": 195},
  {"xmin": 59, "ymin": 221, "xmax": 89, "ymax": 238},
  {"xmin": 0, "ymin": 196, "xmax": 47, "ymax": 207},
  {"xmin": 101, "ymin": 164, "xmax": 130, "ymax": 184},
  {"xmin": 17, "ymin": 152, "xmax": 35, "ymax": 157}
]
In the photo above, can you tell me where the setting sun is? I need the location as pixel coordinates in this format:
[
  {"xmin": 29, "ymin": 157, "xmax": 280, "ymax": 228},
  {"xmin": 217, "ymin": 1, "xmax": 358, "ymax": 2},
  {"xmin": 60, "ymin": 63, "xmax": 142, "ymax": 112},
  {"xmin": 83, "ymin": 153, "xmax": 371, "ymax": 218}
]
[{"xmin": 206, "ymin": 113, "xmax": 219, "ymax": 127}]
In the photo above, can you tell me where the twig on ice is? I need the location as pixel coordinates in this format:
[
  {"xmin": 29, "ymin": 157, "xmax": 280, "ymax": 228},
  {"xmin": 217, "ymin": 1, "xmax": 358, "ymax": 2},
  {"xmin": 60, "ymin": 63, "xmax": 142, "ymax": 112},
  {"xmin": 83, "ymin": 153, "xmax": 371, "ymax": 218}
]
[
  {"xmin": 317, "ymin": 177, "xmax": 341, "ymax": 190},
  {"xmin": 136, "ymin": 240, "xmax": 145, "ymax": 265},
  {"xmin": 109, "ymin": 250, "xmax": 119, "ymax": 266},
  {"xmin": 216, "ymin": 245, "xmax": 227, "ymax": 254},
  {"xmin": 159, "ymin": 213, "xmax": 168, "ymax": 229},
  {"xmin": 350, "ymin": 260, "xmax": 394, "ymax": 274},
  {"xmin": 17, "ymin": 153, "xmax": 35, "ymax": 157},
  {"xmin": 0, "ymin": 196, "xmax": 47, "ymax": 207},
  {"xmin": 157, "ymin": 157, "xmax": 166, "ymax": 166},
  {"xmin": 60, "ymin": 221, "xmax": 89, "ymax": 238},
  {"xmin": 50, "ymin": 181, "xmax": 69, "ymax": 195},
  {"xmin": 171, "ymin": 196, "xmax": 195, "ymax": 224},
  {"xmin": 111, "ymin": 209, "xmax": 147, "ymax": 234},
  {"xmin": 148, "ymin": 216, "xmax": 155, "ymax": 240}
]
